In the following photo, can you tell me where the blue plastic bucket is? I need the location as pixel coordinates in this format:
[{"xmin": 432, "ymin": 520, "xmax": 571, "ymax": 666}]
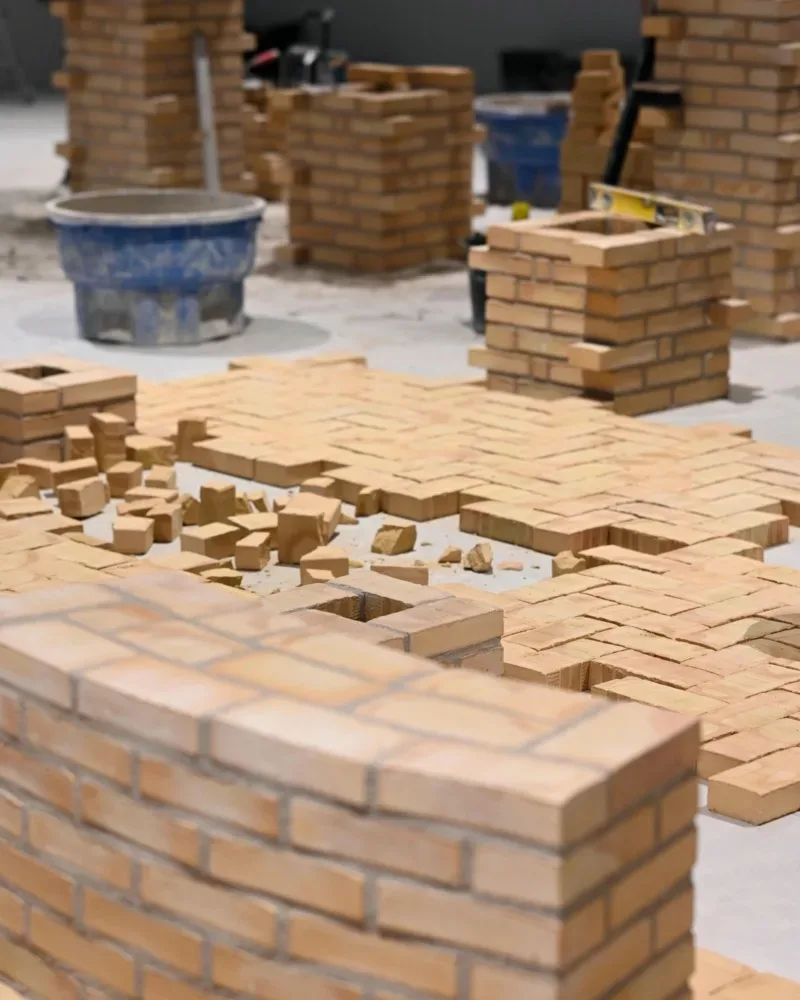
[{"xmin": 476, "ymin": 93, "xmax": 571, "ymax": 209}]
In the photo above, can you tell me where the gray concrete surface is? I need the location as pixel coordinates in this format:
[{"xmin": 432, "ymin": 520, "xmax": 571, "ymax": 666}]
[{"xmin": 3, "ymin": 97, "xmax": 800, "ymax": 983}]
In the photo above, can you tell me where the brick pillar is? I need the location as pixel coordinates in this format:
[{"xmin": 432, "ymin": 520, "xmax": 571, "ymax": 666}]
[
  {"xmin": 51, "ymin": 0, "xmax": 253, "ymax": 193},
  {"xmin": 650, "ymin": 0, "xmax": 800, "ymax": 339},
  {"xmin": 281, "ymin": 64, "xmax": 477, "ymax": 272}
]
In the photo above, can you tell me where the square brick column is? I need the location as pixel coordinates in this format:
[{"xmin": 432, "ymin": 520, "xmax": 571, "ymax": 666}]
[
  {"xmin": 281, "ymin": 64, "xmax": 477, "ymax": 272},
  {"xmin": 51, "ymin": 0, "xmax": 254, "ymax": 193},
  {"xmin": 649, "ymin": 1, "xmax": 800, "ymax": 339},
  {"xmin": 470, "ymin": 210, "xmax": 746, "ymax": 414}
]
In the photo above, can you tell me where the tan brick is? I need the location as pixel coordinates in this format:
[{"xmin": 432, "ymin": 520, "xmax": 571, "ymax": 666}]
[
  {"xmin": 378, "ymin": 877, "xmax": 604, "ymax": 967},
  {"xmin": 25, "ymin": 703, "xmax": 133, "ymax": 785},
  {"xmin": 209, "ymin": 829, "xmax": 364, "ymax": 920},
  {"xmin": 609, "ymin": 828, "xmax": 696, "ymax": 927},
  {"xmin": 212, "ymin": 648, "xmax": 382, "ymax": 706},
  {"xmin": 0, "ymin": 838, "xmax": 73, "ymax": 915},
  {"xmin": 29, "ymin": 907, "xmax": 136, "ymax": 995},
  {"xmin": 212, "ymin": 697, "xmax": 409, "ymax": 806},
  {"xmin": 0, "ymin": 742, "xmax": 74, "ymax": 813},
  {"xmin": 377, "ymin": 739, "xmax": 607, "ymax": 847},
  {"xmin": 28, "ymin": 809, "xmax": 133, "ymax": 890},
  {"xmin": 211, "ymin": 945, "xmax": 362, "ymax": 1000},
  {"xmin": 0, "ymin": 618, "xmax": 131, "ymax": 707},
  {"xmin": 473, "ymin": 801, "xmax": 656, "ymax": 908},
  {"xmin": 81, "ymin": 779, "xmax": 201, "ymax": 866},
  {"xmin": 289, "ymin": 911, "xmax": 458, "ymax": 998},
  {"xmin": 291, "ymin": 796, "xmax": 462, "ymax": 885},
  {"xmin": 0, "ymin": 935, "xmax": 80, "ymax": 1000},
  {"xmin": 534, "ymin": 701, "xmax": 699, "ymax": 812},
  {"xmin": 78, "ymin": 656, "xmax": 255, "ymax": 754},
  {"xmin": 140, "ymin": 860, "xmax": 278, "ymax": 947},
  {"xmin": 83, "ymin": 887, "xmax": 203, "ymax": 974},
  {"xmin": 139, "ymin": 754, "xmax": 279, "ymax": 838}
]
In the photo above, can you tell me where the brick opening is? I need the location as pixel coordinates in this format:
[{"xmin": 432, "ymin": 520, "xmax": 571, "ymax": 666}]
[
  {"xmin": 554, "ymin": 216, "xmax": 650, "ymax": 236},
  {"xmin": 8, "ymin": 365, "xmax": 67, "ymax": 380}
]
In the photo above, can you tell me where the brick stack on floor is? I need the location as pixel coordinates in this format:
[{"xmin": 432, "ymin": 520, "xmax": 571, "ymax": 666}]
[
  {"xmin": 243, "ymin": 81, "xmax": 296, "ymax": 200},
  {"xmin": 469, "ymin": 210, "xmax": 749, "ymax": 414},
  {"xmin": 51, "ymin": 0, "xmax": 255, "ymax": 193},
  {"xmin": 0, "ymin": 357, "xmax": 136, "ymax": 464},
  {"xmin": 647, "ymin": 4, "xmax": 800, "ymax": 340},
  {"xmin": 559, "ymin": 50, "xmax": 655, "ymax": 213},
  {"xmin": 278, "ymin": 63, "xmax": 478, "ymax": 272}
]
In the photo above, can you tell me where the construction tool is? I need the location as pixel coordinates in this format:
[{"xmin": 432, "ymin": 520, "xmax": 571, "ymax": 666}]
[
  {"xmin": 588, "ymin": 182, "xmax": 717, "ymax": 235},
  {"xmin": 602, "ymin": 0, "xmax": 681, "ymax": 186},
  {"xmin": 0, "ymin": 0, "xmax": 35, "ymax": 103},
  {"xmin": 278, "ymin": 8, "xmax": 348, "ymax": 87}
]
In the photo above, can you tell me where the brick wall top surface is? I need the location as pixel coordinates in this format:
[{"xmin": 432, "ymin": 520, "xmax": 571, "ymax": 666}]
[{"xmin": 0, "ymin": 571, "xmax": 696, "ymax": 849}]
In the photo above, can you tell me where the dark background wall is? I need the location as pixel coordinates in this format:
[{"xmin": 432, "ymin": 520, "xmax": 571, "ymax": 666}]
[{"xmin": 2, "ymin": 0, "xmax": 639, "ymax": 96}]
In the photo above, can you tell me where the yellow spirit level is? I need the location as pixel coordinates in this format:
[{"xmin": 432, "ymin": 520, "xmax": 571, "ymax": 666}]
[{"xmin": 588, "ymin": 182, "xmax": 717, "ymax": 235}]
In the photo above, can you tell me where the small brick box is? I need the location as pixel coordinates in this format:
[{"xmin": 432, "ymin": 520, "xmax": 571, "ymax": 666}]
[
  {"xmin": 469, "ymin": 209, "xmax": 748, "ymax": 415},
  {"xmin": 0, "ymin": 356, "xmax": 136, "ymax": 463},
  {"xmin": 0, "ymin": 570, "xmax": 699, "ymax": 1000},
  {"xmin": 280, "ymin": 62, "xmax": 478, "ymax": 272}
]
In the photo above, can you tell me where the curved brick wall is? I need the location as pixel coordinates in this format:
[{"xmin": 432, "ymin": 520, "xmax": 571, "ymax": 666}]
[{"xmin": 0, "ymin": 571, "xmax": 698, "ymax": 1000}]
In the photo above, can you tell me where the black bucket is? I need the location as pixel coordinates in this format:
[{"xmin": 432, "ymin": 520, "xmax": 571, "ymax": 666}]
[{"xmin": 466, "ymin": 232, "xmax": 488, "ymax": 335}]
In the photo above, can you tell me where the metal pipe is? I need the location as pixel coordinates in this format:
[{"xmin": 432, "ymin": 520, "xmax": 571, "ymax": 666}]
[{"xmin": 193, "ymin": 34, "xmax": 221, "ymax": 194}]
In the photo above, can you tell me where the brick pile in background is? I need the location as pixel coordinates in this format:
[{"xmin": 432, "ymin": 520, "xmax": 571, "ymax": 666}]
[
  {"xmin": 51, "ymin": 0, "xmax": 255, "ymax": 192},
  {"xmin": 559, "ymin": 50, "xmax": 654, "ymax": 212},
  {"xmin": 0, "ymin": 569, "xmax": 699, "ymax": 1000},
  {"xmin": 647, "ymin": 2, "xmax": 800, "ymax": 340},
  {"xmin": 0, "ymin": 356, "xmax": 135, "ymax": 464},
  {"xmin": 469, "ymin": 209, "xmax": 747, "ymax": 414},
  {"xmin": 243, "ymin": 80, "xmax": 296, "ymax": 200},
  {"xmin": 278, "ymin": 63, "xmax": 478, "ymax": 272}
]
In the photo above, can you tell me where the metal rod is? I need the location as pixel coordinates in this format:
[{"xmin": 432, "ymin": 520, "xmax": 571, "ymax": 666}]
[{"xmin": 193, "ymin": 34, "xmax": 221, "ymax": 193}]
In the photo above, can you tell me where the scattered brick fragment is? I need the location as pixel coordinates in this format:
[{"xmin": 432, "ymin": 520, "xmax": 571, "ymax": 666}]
[{"xmin": 464, "ymin": 542, "xmax": 493, "ymax": 573}]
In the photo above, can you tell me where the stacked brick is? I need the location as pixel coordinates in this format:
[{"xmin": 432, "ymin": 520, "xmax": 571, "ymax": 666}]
[
  {"xmin": 560, "ymin": 50, "xmax": 655, "ymax": 213},
  {"xmin": 0, "ymin": 569, "xmax": 698, "ymax": 1000},
  {"xmin": 648, "ymin": 3, "xmax": 800, "ymax": 339},
  {"xmin": 0, "ymin": 357, "xmax": 135, "ymax": 464},
  {"xmin": 51, "ymin": 0, "xmax": 255, "ymax": 193},
  {"xmin": 243, "ymin": 81, "xmax": 294, "ymax": 200},
  {"xmin": 469, "ymin": 210, "xmax": 746, "ymax": 414},
  {"xmin": 280, "ymin": 63, "xmax": 477, "ymax": 272}
]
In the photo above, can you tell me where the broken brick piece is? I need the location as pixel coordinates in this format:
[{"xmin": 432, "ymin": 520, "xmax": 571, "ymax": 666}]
[
  {"xmin": 372, "ymin": 519, "xmax": 417, "ymax": 556},
  {"xmin": 56, "ymin": 476, "xmax": 109, "ymax": 519},
  {"xmin": 465, "ymin": 542, "xmax": 493, "ymax": 573}
]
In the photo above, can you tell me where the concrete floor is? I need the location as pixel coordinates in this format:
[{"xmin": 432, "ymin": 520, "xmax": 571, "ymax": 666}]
[{"xmin": 3, "ymin": 96, "xmax": 800, "ymax": 982}]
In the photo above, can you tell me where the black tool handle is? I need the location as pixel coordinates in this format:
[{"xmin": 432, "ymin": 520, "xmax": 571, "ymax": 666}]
[{"xmin": 603, "ymin": 35, "xmax": 654, "ymax": 186}]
